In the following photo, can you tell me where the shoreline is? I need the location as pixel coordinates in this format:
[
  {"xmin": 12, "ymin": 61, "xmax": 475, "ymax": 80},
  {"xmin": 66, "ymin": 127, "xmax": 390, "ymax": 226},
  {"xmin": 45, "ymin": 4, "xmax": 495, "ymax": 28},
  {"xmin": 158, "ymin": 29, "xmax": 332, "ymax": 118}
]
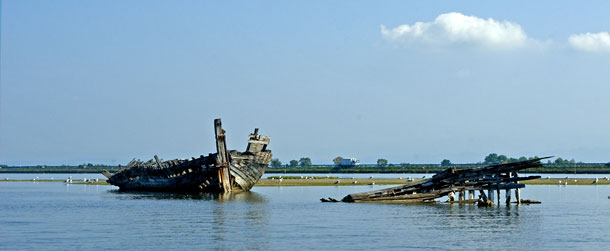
[{"xmin": 2, "ymin": 177, "xmax": 609, "ymax": 186}]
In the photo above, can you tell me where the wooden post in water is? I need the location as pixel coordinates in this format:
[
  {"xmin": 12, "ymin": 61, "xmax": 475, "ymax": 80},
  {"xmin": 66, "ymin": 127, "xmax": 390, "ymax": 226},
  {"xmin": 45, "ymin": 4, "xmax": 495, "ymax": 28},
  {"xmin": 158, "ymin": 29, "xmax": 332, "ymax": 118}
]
[
  {"xmin": 488, "ymin": 173, "xmax": 496, "ymax": 202},
  {"xmin": 214, "ymin": 119, "xmax": 232, "ymax": 193},
  {"xmin": 458, "ymin": 190, "xmax": 465, "ymax": 201},
  {"xmin": 468, "ymin": 190, "xmax": 474, "ymax": 200},
  {"xmin": 479, "ymin": 189, "xmax": 488, "ymax": 201},
  {"xmin": 505, "ymin": 171, "xmax": 512, "ymax": 205},
  {"xmin": 497, "ymin": 189, "xmax": 501, "ymax": 204},
  {"xmin": 488, "ymin": 189, "xmax": 494, "ymax": 202},
  {"xmin": 514, "ymin": 172, "xmax": 521, "ymax": 204}
]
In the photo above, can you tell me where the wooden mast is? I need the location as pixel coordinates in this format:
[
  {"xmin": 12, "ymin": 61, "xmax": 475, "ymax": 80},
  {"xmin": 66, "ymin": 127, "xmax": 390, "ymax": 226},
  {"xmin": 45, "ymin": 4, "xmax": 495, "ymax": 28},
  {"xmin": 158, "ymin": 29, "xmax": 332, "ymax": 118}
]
[{"xmin": 214, "ymin": 118, "xmax": 232, "ymax": 193}]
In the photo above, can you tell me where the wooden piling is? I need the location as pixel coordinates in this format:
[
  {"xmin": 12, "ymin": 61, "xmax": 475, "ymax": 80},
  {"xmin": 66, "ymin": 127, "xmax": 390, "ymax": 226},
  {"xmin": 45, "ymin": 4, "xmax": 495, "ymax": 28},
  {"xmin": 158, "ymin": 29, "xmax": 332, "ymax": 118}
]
[
  {"xmin": 479, "ymin": 189, "xmax": 487, "ymax": 201},
  {"xmin": 214, "ymin": 119, "xmax": 232, "ymax": 193},
  {"xmin": 515, "ymin": 172, "xmax": 521, "ymax": 204}
]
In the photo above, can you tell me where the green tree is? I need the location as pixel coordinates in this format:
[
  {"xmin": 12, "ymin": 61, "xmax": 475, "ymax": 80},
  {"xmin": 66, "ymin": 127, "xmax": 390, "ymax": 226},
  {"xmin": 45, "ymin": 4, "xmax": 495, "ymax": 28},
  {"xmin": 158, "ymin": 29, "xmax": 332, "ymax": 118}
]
[
  {"xmin": 554, "ymin": 157, "xmax": 565, "ymax": 164},
  {"xmin": 377, "ymin": 159, "xmax": 388, "ymax": 167},
  {"xmin": 483, "ymin": 153, "xmax": 510, "ymax": 164},
  {"xmin": 298, "ymin": 157, "xmax": 312, "ymax": 167},
  {"xmin": 497, "ymin": 155, "xmax": 508, "ymax": 163},
  {"xmin": 441, "ymin": 159, "xmax": 452, "ymax": 166},
  {"xmin": 289, "ymin": 160, "xmax": 298, "ymax": 167},
  {"xmin": 484, "ymin": 153, "xmax": 499, "ymax": 164},
  {"xmin": 333, "ymin": 156, "xmax": 343, "ymax": 166},
  {"xmin": 528, "ymin": 156, "xmax": 540, "ymax": 161},
  {"xmin": 518, "ymin": 156, "xmax": 527, "ymax": 162},
  {"xmin": 270, "ymin": 159, "xmax": 282, "ymax": 168}
]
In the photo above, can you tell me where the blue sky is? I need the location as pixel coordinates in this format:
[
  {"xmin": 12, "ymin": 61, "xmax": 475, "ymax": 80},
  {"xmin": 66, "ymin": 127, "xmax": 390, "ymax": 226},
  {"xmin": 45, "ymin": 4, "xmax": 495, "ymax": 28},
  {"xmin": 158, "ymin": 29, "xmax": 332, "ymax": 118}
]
[{"xmin": 2, "ymin": 1, "xmax": 610, "ymax": 165}]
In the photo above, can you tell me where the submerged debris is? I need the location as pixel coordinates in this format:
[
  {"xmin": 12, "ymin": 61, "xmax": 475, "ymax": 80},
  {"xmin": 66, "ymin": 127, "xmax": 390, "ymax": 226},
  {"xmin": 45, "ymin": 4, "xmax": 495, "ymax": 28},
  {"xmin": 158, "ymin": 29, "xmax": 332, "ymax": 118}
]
[
  {"xmin": 516, "ymin": 199, "xmax": 541, "ymax": 204},
  {"xmin": 320, "ymin": 197, "xmax": 339, "ymax": 202}
]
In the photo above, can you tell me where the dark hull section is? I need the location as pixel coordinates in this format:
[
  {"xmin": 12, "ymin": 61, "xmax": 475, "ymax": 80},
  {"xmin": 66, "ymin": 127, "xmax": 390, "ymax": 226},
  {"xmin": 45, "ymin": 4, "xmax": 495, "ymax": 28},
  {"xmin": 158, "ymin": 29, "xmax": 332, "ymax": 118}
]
[
  {"xmin": 112, "ymin": 170, "xmax": 219, "ymax": 192},
  {"xmin": 105, "ymin": 155, "xmax": 221, "ymax": 192}
]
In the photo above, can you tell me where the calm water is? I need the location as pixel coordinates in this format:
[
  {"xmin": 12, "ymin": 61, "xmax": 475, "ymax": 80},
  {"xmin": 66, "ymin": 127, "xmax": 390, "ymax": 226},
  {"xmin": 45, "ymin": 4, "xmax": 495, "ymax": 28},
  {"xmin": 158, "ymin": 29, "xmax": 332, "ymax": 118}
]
[{"xmin": 1, "ymin": 182, "xmax": 609, "ymax": 250}]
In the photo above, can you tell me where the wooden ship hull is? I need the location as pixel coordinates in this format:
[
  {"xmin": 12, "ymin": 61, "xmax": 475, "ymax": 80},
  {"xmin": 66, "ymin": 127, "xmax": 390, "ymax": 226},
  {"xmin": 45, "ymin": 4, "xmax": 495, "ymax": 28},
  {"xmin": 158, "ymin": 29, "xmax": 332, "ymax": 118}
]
[
  {"xmin": 102, "ymin": 119, "xmax": 271, "ymax": 193},
  {"xmin": 338, "ymin": 157, "xmax": 550, "ymax": 205}
]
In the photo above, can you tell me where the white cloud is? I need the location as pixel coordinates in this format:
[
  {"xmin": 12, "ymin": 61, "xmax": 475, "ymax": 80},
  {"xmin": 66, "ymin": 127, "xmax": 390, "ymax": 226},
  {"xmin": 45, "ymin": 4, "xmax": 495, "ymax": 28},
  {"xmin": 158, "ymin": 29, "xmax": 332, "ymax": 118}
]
[
  {"xmin": 568, "ymin": 32, "xmax": 610, "ymax": 52},
  {"xmin": 381, "ymin": 12, "xmax": 528, "ymax": 49}
]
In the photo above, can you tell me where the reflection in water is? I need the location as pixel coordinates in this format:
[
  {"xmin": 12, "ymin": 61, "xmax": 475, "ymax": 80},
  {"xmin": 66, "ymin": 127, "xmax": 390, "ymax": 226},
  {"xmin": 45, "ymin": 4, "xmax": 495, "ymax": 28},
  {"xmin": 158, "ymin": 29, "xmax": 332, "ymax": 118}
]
[
  {"xmin": 104, "ymin": 189, "xmax": 271, "ymax": 250},
  {"xmin": 210, "ymin": 193, "xmax": 270, "ymax": 250},
  {"xmin": 106, "ymin": 189, "xmax": 267, "ymax": 203}
]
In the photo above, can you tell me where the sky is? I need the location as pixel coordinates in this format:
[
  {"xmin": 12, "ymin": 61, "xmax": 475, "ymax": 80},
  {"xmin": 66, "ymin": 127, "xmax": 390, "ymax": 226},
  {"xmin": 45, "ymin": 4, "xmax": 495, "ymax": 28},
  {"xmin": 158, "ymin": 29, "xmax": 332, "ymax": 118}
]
[{"xmin": 1, "ymin": 1, "xmax": 610, "ymax": 165}]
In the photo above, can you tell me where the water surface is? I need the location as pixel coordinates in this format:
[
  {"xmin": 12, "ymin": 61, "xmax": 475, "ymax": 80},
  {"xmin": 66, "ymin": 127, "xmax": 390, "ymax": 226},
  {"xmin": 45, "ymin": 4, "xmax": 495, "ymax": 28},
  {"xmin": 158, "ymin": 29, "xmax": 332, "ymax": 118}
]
[{"xmin": 1, "ymin": 182, "xmax": 609, "ymax": 250}]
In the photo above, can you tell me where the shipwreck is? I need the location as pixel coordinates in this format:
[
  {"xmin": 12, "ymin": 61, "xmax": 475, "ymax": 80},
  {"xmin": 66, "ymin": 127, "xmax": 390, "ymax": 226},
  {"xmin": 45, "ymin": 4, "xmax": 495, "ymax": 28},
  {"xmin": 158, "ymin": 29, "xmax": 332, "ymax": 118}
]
[
  {"xmin": 102, "ymin": 119, "xmax": 272, "ymax": 193},
  {"xmin": 326, "ymin": 157, "xmax": 550, "ymax": 205}
]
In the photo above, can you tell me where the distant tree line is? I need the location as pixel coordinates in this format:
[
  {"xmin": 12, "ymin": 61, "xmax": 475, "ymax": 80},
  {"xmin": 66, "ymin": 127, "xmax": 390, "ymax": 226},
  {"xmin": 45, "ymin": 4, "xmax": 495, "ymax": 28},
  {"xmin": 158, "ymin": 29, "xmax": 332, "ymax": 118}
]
[
  {"xmin": 439, "ymin": 153, "xmax": 582, "ymax": 167},
  {"xmin": 269, "ymin": 153, "xmax": 592, "ymax": 169},
  {"xmin": 482, "ymin": 153, "xmax": 579, "ymax": 165},
  {"xmin": 270, "ymin": 158, "xmax": 313, "ymax": 168}
]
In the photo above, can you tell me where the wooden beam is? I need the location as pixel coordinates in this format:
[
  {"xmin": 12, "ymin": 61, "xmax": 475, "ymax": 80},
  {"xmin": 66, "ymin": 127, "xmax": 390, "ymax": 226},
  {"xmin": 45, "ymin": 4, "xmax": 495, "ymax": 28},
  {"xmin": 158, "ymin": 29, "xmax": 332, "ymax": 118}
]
[{"xmin": 214, "ymin": 118, "xmax": 232, "ymax": 193}]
